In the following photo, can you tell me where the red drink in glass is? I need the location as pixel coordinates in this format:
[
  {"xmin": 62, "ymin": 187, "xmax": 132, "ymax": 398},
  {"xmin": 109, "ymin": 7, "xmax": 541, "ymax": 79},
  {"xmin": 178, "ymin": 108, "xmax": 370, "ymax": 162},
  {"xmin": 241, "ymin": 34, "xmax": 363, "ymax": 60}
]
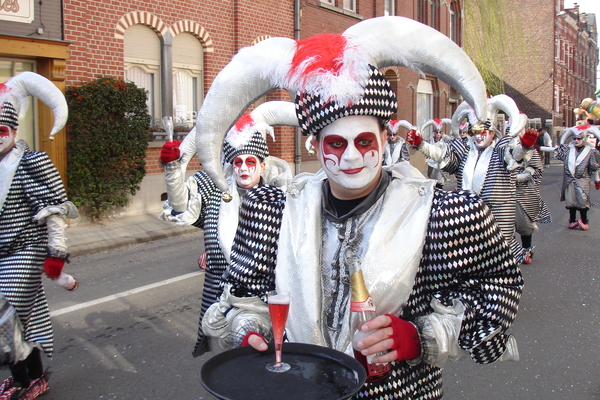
[{"xmin": 266, "ymin": 292, "xmax": 291, "ymax": 373}]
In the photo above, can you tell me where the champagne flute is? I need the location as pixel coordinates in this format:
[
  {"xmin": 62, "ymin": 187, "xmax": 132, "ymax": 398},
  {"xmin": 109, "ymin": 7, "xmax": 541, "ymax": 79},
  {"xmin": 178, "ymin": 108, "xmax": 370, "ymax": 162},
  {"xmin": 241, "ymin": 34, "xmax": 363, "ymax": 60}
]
[{"xmin": 266, "ymin": 291, "xmax": 291, "ymax": 373}]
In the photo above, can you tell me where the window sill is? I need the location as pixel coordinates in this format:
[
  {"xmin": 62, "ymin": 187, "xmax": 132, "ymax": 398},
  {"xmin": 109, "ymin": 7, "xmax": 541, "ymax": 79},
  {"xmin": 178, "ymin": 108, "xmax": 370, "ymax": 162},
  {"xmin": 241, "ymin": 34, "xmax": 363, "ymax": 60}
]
[{"xmin": 318, "ymin": 1, "xmax": 363, "ymax": 20}]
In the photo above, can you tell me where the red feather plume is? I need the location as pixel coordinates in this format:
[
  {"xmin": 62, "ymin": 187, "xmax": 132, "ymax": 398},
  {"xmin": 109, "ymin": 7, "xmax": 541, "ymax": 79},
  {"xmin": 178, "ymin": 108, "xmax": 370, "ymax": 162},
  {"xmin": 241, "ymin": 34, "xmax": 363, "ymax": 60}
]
[{"xmin": 288, "ymin": 33, "xmax": 348, "ymax": 87}]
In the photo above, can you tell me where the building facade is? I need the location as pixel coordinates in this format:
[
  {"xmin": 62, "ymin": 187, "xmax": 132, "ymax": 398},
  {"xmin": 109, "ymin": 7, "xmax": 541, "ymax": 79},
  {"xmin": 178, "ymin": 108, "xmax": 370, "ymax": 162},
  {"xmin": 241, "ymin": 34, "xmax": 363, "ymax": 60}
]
[
  {"xmin": 0, "ymin": 0, "xmax": 70, "ymax": 182},
  {"xmin": 2, "ymin": 0, "xmax": 465, "ymax": 219},
  {"xmin": 492, "ymin": 0, "xmax": 598, "ymax": 135}
]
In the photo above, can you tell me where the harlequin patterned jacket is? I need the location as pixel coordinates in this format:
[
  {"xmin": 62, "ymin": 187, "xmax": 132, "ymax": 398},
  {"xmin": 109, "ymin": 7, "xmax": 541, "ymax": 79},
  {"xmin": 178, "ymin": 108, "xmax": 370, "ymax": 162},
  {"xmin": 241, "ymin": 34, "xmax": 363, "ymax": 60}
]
[
  {"xmin": 211, "ymin": 162, "xmax": 523, "ymax": 400},
  {"xmin": 418, "ymin": 135, "xmax": 527, "ymax": 263},
  {"xmin": 0, "ymin": 141, "xmax": 69, "ymax": 357},
  {"xmin": 160, "ymin": 156, "xmax": 292, "ymax": 356}
]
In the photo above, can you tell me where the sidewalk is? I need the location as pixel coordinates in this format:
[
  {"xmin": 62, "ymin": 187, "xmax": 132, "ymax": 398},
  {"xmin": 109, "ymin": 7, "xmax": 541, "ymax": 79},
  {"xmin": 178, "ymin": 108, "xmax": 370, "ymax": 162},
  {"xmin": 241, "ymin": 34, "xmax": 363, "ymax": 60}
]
[{"xmin": 66, "ymin": 213, "xmax": 199, "ymax": 257}]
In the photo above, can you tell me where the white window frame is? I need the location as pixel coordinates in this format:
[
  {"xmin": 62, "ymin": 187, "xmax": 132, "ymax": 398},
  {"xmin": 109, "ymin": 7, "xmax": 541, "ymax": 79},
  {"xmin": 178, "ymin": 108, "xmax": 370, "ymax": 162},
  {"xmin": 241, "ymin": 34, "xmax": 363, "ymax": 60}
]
[{"xmin": 343, "ymin": 0, "xmax": 356, "ymax": 12}]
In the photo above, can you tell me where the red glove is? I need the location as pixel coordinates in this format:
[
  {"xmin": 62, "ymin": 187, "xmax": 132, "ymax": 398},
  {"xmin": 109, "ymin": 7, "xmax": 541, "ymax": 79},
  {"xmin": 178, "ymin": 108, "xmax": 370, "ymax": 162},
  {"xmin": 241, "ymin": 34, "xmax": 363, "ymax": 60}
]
[
  {"xmin": 160, "ymin": 140, "xmax": 182, "ymax": 163},
  {"xmin": 385, "ymin": 314, "xmax": 421, "ymax": 361},
  {"xmin": 241, "ymin": 331, "xmax": 266, "ymax": 347},
  {"xmin": 43, "ymin": 257, "xmax": 65, "ymax": 280},
  {"xmin": 595, "ymin": 182, "xmax": 600, "ymax": 190},
  {"xmin": 520, "ymin": 128, "xmax": 539, "ymax": 148},
  {"xmin": 405, "ymin": 129, "xmax": 422, "ymax": 147}
]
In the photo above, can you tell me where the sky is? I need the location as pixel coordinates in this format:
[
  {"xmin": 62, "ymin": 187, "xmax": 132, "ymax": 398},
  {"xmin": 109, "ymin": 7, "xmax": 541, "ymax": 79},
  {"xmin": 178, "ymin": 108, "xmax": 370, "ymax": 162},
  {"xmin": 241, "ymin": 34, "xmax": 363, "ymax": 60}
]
[{"xmin": 564, "ymin": 0, "xmax": 600, "ymax": 92}]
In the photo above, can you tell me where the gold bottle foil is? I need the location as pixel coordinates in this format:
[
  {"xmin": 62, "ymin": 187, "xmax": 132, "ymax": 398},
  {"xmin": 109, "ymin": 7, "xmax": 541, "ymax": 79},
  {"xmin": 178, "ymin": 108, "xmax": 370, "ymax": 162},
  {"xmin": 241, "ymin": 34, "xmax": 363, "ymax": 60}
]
[{"xmin": 351, "ymin": 270, "xmax": 369, "ymax": 303}]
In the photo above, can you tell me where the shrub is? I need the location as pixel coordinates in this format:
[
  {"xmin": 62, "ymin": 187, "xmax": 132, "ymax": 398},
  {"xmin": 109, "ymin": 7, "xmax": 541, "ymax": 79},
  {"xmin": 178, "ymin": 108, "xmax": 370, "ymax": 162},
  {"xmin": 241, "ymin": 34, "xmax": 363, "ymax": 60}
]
[{"xmin": 66, "ymin": 77, "xmax": 151, "ymax": 220}]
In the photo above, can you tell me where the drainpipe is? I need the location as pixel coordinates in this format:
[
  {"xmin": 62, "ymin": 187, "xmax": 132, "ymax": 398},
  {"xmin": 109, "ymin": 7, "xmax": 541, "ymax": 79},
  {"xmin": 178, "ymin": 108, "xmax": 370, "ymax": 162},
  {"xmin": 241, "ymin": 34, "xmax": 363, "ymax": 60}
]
[
  {"xmin": 161, "ymin": 32, "xmax": 174, "ymax": 120},
  {"xmin": 294, "ymin": 0, "xmax": 302, "ymax": 174}
]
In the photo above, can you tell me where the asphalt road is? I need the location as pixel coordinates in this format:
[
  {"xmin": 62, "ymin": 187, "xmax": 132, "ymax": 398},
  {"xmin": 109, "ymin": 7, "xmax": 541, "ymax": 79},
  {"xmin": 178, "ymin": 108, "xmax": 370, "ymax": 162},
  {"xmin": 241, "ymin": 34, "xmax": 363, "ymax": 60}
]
[{"xmin": 3, "ymin": 160, "xmax": 599, "ymax": 400}]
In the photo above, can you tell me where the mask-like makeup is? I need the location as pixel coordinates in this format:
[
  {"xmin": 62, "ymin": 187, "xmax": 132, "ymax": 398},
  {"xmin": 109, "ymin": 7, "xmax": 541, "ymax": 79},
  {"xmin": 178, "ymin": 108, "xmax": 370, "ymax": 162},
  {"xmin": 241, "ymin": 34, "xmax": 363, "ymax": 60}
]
[
  {"xmin": 313, "ymin": 115, "xmax": 384, "ymax": 198},
  {"xmin": 474, "ymin": 129, "xmax": 495, "ymax": 150},
  {"xmin": 233, "ymin": 154, "xmax": 263, "ymax": 189},
  {"xmin": 0, "ymin": 125, "xmax": 16, "ymax": 156}
]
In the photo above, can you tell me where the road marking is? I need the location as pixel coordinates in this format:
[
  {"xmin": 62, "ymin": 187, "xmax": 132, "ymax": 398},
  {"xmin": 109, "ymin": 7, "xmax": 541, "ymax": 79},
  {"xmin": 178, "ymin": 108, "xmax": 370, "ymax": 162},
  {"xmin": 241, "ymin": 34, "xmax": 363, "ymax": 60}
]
[{"xmin": 50, "ymin": 271, "xmax": 202, "ymax": 317}]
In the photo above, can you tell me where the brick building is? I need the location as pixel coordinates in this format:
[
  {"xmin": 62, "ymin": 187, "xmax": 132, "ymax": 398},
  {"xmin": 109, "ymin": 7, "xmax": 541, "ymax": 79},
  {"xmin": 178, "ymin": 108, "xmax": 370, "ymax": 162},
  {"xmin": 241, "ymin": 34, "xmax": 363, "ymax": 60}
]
[
  {"xmin": 1, "ymin": 0, "xmax": 466, "ymax": 219},
  {"xmin": 489, "ymin": 0, "xmax": 598, "ymax": 136}
]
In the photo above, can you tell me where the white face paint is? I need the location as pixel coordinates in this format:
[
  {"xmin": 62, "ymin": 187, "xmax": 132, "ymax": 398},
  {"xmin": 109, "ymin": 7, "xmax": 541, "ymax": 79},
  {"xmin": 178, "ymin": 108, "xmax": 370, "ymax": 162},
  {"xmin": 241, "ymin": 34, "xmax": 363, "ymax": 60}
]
[
  {"xmin": 312, "ymin": 115, "xmax": 384, "ymax": 199},
  {"xmin": 232, "ymin": 154, "xmax": 264, "ymax": 189},
  {"xmin": 0, "ymin": 125, "xmax": 16, "ymax": 156},
  {"xmin": 474, "ymin": 129, "xmax": 495, "ymax": 150},
  {"xmin": 587, "ymin": 133, "xmax": 597, "ymax": 147}
]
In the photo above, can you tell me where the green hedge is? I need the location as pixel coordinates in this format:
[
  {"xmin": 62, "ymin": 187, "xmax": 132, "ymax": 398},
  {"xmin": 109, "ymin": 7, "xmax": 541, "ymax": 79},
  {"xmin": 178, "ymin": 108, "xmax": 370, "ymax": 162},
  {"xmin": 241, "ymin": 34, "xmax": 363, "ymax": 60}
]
[{"xmin": 66, "ymin": 77, "xmax": 151, "ymax": 220}]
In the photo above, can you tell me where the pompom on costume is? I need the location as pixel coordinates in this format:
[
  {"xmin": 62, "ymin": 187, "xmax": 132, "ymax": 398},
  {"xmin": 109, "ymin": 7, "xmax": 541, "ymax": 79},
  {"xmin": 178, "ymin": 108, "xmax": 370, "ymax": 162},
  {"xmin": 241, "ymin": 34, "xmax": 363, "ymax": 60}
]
[
  {"xmin": 0, "ymin": 72, "xmax": 78, "ymax": 397},
  {"xmin": 198, "ymin": 17, "xmax": 523, "ymax": 400},
  {"xmin": 158, "ymin": 101, "xmax": 297, "ymax": 356}
]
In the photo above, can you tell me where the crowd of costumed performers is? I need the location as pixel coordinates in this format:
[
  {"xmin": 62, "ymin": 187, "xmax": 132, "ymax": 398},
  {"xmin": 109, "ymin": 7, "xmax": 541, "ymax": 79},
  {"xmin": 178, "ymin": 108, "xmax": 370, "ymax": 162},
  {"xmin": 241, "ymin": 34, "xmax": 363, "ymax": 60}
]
[{"xmin": 6, "ymin": 14, "xmax": 600, "ymax": 400}]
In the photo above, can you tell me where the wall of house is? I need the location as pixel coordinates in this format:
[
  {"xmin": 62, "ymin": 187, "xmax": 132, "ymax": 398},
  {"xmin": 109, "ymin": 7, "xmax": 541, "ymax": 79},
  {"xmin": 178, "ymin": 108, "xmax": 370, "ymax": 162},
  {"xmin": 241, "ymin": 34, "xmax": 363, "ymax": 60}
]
[{"xmin": 63, "ymin": 0, "xmax": 295, "ymax": 221}]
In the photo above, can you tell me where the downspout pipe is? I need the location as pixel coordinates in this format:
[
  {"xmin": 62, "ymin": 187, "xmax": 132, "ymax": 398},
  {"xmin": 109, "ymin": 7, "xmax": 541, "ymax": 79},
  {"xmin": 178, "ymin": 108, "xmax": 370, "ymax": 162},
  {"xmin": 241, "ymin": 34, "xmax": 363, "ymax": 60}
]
[{"xmin": 294, "ymin": 0, "xmax": 302, "ymax": 175}]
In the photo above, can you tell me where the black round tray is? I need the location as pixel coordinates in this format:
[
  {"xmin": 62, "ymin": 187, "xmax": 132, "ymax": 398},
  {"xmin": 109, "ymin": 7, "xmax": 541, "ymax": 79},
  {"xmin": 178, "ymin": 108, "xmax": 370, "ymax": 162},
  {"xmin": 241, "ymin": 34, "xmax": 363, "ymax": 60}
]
[{"xmin": 201, "ymin": 342, "xmax": 366, "ymax": 400}]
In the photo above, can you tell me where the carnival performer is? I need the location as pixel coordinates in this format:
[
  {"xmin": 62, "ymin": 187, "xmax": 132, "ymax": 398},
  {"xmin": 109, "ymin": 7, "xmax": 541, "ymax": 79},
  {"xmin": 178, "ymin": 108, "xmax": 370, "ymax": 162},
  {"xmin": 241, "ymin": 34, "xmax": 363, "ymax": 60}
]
[
  {"xmin": 383, "ymin": 120, "xmax": 411, "ymax": 165},
  {"xmin": 158, "ymin": 101, "xmax": 296, "ymax": 356},
  {"xmin": 0, "ymin": 72, "xmax": 78, "ymax": 399},
  {"xmin": 407, "ymin": 97, "xmax": 539, "ymax": 263},
  {"xmin": 551, "ymin": 123, "xmax": 600, "ymax": 230},
  {"xmin": 514, "ymin": 128, "xmax": 552, "ymax": 264},
  {"xmin": 457, "ymin": 121, "xmax": 469, "ymax": 145},
  {"xmin": 421, "ymin": 118, "xmax": 451, "ymax": 189},
  {"xmin": 198, "ymin": 17, "xmax": 523, "ymax": 400}
]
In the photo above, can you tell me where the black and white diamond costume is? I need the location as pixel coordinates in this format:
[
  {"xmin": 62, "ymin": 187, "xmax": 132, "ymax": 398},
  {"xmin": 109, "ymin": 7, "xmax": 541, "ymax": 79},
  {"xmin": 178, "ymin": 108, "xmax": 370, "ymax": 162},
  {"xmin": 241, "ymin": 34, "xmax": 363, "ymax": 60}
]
[
  {"xmin": 197, "ymin": 17, "xmax": 523, "ymax": 399},
  {"xmin": 159, "ymin": 101, "xmax": 297, "ymax": 356}
]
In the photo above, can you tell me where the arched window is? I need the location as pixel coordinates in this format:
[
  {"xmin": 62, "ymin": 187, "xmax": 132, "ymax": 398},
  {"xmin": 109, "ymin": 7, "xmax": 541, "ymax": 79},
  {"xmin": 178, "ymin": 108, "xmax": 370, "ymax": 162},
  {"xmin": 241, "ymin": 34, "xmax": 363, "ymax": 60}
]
[
  {"xmin": 124, "ymin": 24, "xmax": 161, "ymax": 119},
  {"xmin": 172, "ymin": 32, "xmax": 204, "ymax": 126},
  {"xmin": 449, "ymin": 1, "xmax": 461, "ymax": 45}
]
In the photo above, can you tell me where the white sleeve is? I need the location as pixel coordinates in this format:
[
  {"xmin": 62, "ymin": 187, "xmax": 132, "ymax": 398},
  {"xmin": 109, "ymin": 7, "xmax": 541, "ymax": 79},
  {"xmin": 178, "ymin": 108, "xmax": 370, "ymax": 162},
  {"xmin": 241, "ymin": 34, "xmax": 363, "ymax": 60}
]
[{"xmin": 163, "ymin": 161, "xmax": 189, "ymax": 213}]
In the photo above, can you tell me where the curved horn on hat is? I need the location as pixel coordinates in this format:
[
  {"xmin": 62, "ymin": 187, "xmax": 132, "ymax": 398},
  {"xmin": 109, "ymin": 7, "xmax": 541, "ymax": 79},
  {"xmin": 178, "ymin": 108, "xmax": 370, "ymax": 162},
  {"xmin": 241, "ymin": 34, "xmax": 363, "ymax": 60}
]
[
  {"xmin": 2, "ymin": 72, "xmax": 68, "ymax": 140},
  {"xmin": 343, "ymin": 16, "xmax": 488, "ymax": 122},
  {"xmin": 196, "ymin": 16, "xmax": 489, "ymax": 192},
  {"xmin": 487, "ymin": 94, "xmax": 524, "ymax": 137},
  {"xmin": 390, "ymin": 120, "xmax": 414, "ymax": 133},
  {"xmin": 419, "ymin": 118, "xmax": 451, "ymax": 140},
  {"xmin": 195, "ymin": 38, "xmax": 297, "ymax": 192},
  {"xmin": 249, "ymin": 101, "xmax": 299, "ymax": 131},
  {"xmin": 450, "ymin": 101, "xmax": 478, "ymax": 137},
  {"xmin": 561, "ymin": 126, "xmax": 577, "ymax": 144},
  {"xmin": 561, "ymin": 124, "xmax": 600, "ymax": 145}
]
